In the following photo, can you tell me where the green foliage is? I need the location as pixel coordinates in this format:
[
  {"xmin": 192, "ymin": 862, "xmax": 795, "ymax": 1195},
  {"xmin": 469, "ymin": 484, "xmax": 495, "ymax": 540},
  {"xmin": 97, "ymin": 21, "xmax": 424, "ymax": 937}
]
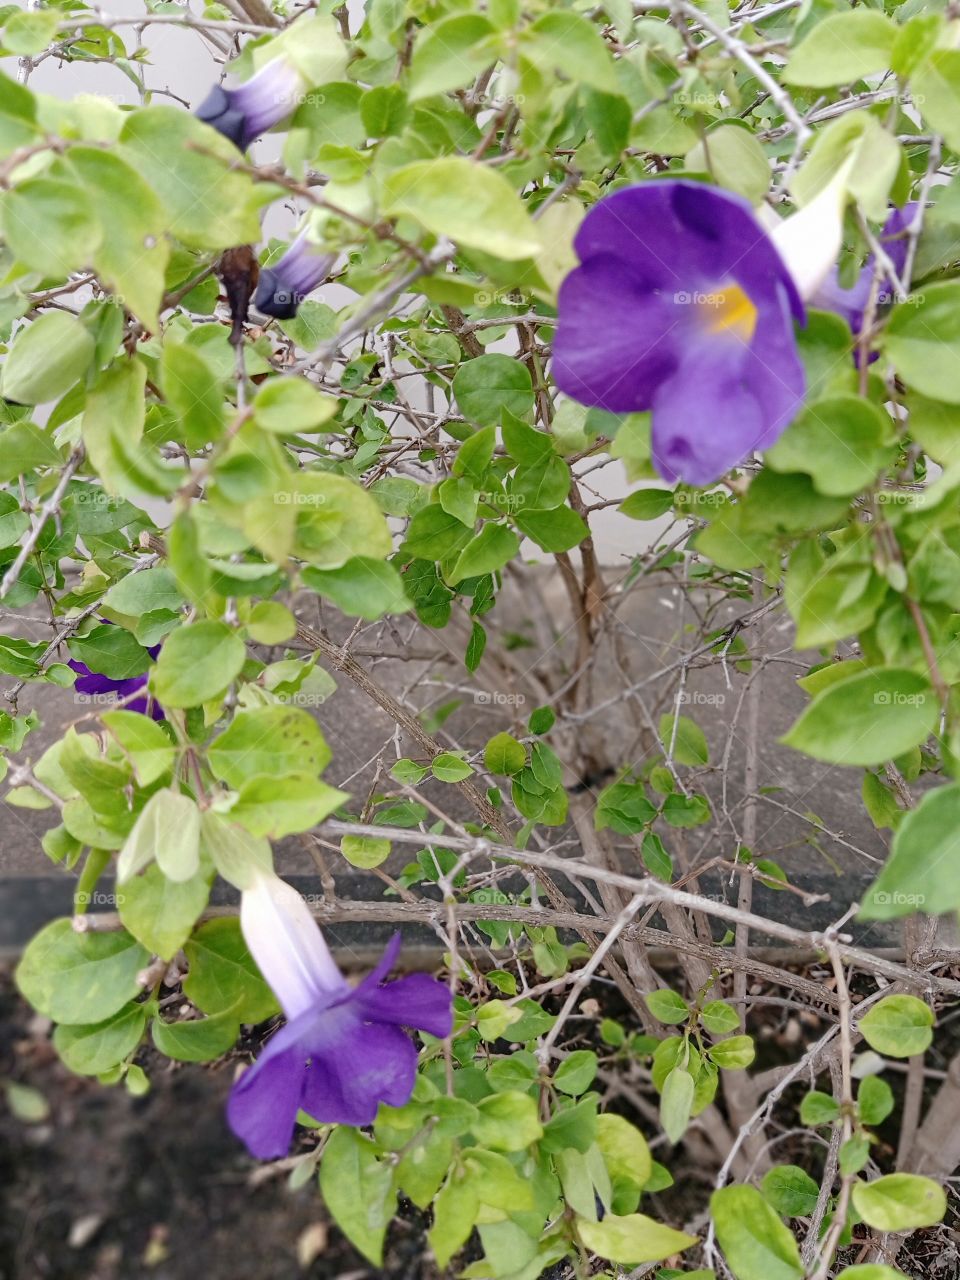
[{"xmin": 2, "ymin": 2, "xmax": 958, "ymax": 1274}]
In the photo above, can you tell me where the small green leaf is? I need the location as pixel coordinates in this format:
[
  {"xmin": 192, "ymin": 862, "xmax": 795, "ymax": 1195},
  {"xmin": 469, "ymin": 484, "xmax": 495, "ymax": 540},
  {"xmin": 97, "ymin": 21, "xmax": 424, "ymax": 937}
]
[
  {"xmin": 710, "ymin": 1184, "xmax": 803, "ymax": 1280},
  {"xmin": 152, "ymin": 1003, "xmax": 240, "ymax": 1063},
  {"xmin": 576, "ymin": 1213, "xmax": 697, "ymax": 1265},
  {"xmin": 645, "ymin": 989, "xmax": 690, "ymax": 1025},
  {"xmin": 858, "ymin": 995, "xmax": 934, "ymax": 1058},
  {"xmin": 851, "ymin": 1174, "xmax": 946, "ymax": 1232},
  {"xmin": 381, "ymin": 157, "xmax": 541, "ymax": 260},
  {"xmin": 2, "ymin": 312, "xmax": 94, "ymax": 405},
  {"xmin": 150, "ymin": 622, "xmax": 246, "ymax": 709}
]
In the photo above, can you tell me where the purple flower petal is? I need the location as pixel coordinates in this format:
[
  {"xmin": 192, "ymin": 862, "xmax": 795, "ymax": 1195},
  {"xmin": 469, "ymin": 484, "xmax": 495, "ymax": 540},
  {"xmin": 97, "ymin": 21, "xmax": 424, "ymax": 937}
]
[
  {"xmin": 553, "ymin": 181, "xmax": 807, "ymax": 486},
  {"xmin": 226, "ymin": 911, "xmax": 453, "ymax": 1159},
  {"xmin": 302, "ymin": 1018, "xmax": 418, "ymax": 1126},
  {"xmin": 354, "ymin": 972, "xmax": 455, "ymax": 1039},
  {"xmin": 553, "ymin": 255, "xmax": 681, "ymax": 413},
  {"xmin": 254, "ymin": 231, "xmax": 335, "ymax": 320},
  {"xmin": 226, "ymin": 1028, "xmax": 307, "ymax": 1159},
  {"xmin": 196, "ymin": 57, "xmax": 304, "ymax": 151}
]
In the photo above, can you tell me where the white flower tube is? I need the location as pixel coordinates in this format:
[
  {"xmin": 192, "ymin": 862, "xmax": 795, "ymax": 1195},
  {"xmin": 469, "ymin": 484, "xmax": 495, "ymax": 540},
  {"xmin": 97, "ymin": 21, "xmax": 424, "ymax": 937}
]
[
  {"xmin": 240, "ymin": 869, "xmax": 346, "ymax": 1020},
  {"xmin": 767, "ymin": 164, "xmax": 853, "ymax": 302}
]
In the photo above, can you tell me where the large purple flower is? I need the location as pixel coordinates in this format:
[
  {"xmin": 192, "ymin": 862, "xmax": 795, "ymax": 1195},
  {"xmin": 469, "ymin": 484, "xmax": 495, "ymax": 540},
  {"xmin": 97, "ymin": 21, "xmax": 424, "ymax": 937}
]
[
  {"xmin": 254, "ymin": 230, "xmax": 335, "ymax": 320},
  {"xmin": 811, "ymin": 204, "xmax": 916, "ymax": 336},
  {"xmin": 196, "ymin": 56, "xmax": 305, "ymax": 151},
  {"xmin": 68, "ymin": 642, "xmax": 163, "ymax": 721},
  {"xmin": 553, "ymin": 180, "xmax": 807, "ymax": 487},
  {"xmin": 227, "ymin": 871, "xmax": 452, "ymax": 1160}
]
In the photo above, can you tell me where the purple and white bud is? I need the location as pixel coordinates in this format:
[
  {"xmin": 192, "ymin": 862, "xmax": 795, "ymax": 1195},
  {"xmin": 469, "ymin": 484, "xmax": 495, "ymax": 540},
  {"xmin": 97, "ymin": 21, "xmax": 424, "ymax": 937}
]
[
  {"xmin": 239, "ymin": 869, "xmax": 347, "ymax": 1019},
  {"xmin": 195, "ymin": 56, "xmax": 305, "ymax": 151},
  {"xmin": 254, "ymin": 230, "xmax": 336, "ymax": 319}
]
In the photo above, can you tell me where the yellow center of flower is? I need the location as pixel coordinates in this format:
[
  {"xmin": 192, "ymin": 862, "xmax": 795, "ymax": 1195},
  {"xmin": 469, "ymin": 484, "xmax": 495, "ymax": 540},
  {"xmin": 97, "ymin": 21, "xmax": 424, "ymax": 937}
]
[{"xmin": 698, "ymin": 285, "xmax": 757, "ymax": 343}]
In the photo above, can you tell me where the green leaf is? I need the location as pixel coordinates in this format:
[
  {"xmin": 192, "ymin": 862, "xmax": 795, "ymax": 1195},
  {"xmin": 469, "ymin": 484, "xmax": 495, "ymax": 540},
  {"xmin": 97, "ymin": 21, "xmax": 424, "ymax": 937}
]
[
  {"xmin": 4, "ymin": 8, "xmax": 59, "ymax": 53},
  {"xmin": 596, "ymin": 1112, "xmax": 652, "ymax": 1196},
  {"xmin": 708, "ymin": 1035, "xmax": 755, "ymax": 1070},
  {"xmin": 15, "ymin": 918, "xmax": 149, "ymax": 1025},
  {"xmin": 912, "ymin": 51, "xmax": 960, "ymax": 153},
  {"xmin": 301, "ymin": 558, "xmax": 411, "ymax": 620},
  {"xmin": 660, "ymin": 1066, "xmax": 695, "ymax": 1143},
  {"xmin": 861, "ymin": 783, "xmax": 960, "ymax": 919},
  {"xmin": 595, "ymin": 782, "xmax": 655, "ymax": 835},
  {"xmin": 408, "ymin": 14, "xmax": 498, "ymax": 100},
  {"xmin": 121, "ymin": 106, "xmax": 266, "ymax": 250},
  {"xmin": 858, "ymin": 1075, "xmax": 894, "ymax": 1126},
  {"xmin": 858, "ymin": 994, "xmax": 934, "ymax": 1058},
  {"xmin": 800, "ymin": 1090, "xmax": 840, "ymax": 1125},
  {"xmin": 784, "ymin": 10, "xmax": 898, "ymax": 87},
  {"xmin": 150, "ymin": 621, "xmax": 246, "ymax": 708},
  {"xmin": 116, "ymin": 789, "xmax": 202, "ymax": 883},
  {"xmin": 320, "ymin": 1127, "xmax": 395, "ymax": 1267},
  {"xmin": 54, "ymin": 1003, "xmax": 146, "ymax": 1076},
  {"xmin": 183, "ymin": 917, "xmax": 278, "ymax": 1023},
  {"xmin": 710, "ymin": 1185, "xmax": 803, "ymax": 1280},
  {"xmin": 230, "ymin": 773, "xmax": 347, "ymax": 839},
  {"xmin": 160, "ymin": 341, "xmax": 225, "ymax": 450},
  {"xmin": 886, "ymin": 283, "xmax": 960, "ymax": 404},
  {"xmin": 208, "ymin": 706, "xmax": 331, "ymax": 789},
  {"xmin": 432, "ymin": 752, "xmax": 474, "ymax": 782},
  {"xmin": 484, "ymin": 731, "xmax": 526, "ymax": 776},
  {"xmin": 837, "ymin": 1267, "xmax": 914, "ymax": 1280},
  {"xmin": 659, "ymin": 713, "xmax": 709, "ymax": 766},
  {"xmin": 645, "ymin": 989, "xmax": 690, "ymax": 1025},
  {"xmin": 619, "ymin": 488, "xmax": 674, "ymax": 521},
  {"xmin": 576, "ymin": 1213, "xmax": 697, "ymax": 1265},
  {"xmin": 152, "ymin": 1002, "xmax": 240, "ymax": 1063},
  {"xmin": 451, "ymin": 523, "xmax": 519, "ymax": 580},
  {"xmin": 701, "ymin": 1001, "xmax": 740, "ymax": 1036},
  {"xmin": 119, "ymin": 861, "xmax": 210, "ymax": 961},
  {"xmin": 765, "ymin": 396, "xmax": 893, "ymax": 496},
  {"xmin": 199, "ymin": 811, "xmax": 273, "ymax": 891},
  {"xmin": 104, "ymin": 566, "xmax": 184, "ymax": 617},
  {"xmin": 1, "ymin": 312, "xmax": 94, "ymax": 405},
  {"xmin": 761, "ymin": 1165, "xmax": 820, "ymax": 1217},
  {"xmin": 686, "ymin": 124, "xmax": 771, "ymax": 204},
  {"xmin": 851, "ymin": 1174, "xmax": 946, "ymax": 1232},
  {"xmin": 554, "ymin": 1050, "xmax": 598, "ymax": 1096},
  {"xmin": 66, "ymin": 147, "xmax": 169, "ymax": 331},
  {"xmin": 4, "ymin": 1081, "xmax": 49, "ymax": 1123},
  {"xmin": 515, "ymin": 506, "xmax": 589, "ymax": 553},
  {"xmin": 523, "ymin": 12, "xmax": 616, "ymax": 93},
  {"xmin": 453, "ymin": 355, "xmax": 534, "ymax": 427},
  {"xmin": 2, "ymin": 177, "xmax": 100, "ymax": 276},
  {"xmin": 381, "ymin": 157, "xmax": 541, "ymax": 260},
  {"xmin": 476, "ymin": 999, "xmax": 523, "ymax": 1041},
  {"xmin": 471, "ymin": 1090, "xmax": 544, "ymax": 1151},
  {"xmin": 253, "ymin": 377, "xmax": 338, "ymax": 435},
  {"xmin": 341, "ymin": 834, "xmax": 391, "ymax": 868},
  {"xmin": 781, "ymin": 668, "xmax": 937, "ymax": 767}
]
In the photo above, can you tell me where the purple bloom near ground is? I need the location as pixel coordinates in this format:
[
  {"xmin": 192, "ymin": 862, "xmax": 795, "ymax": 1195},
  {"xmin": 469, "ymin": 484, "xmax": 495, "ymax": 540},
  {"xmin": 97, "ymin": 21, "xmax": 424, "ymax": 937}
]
[
  {"xmin": 553, "ymin": 180, "xmax": 807, "ymax": 487},
  {"xmin": 811, "ymin": 204, "xmax": 916, "ymax": 337},
  {"xmin": 227, "ymin": 871, "xmax": 452, "ymax": 1160},
  {"xmin": 253, "ymin": 231, "xmax": 336, "ymax": 320},
  {"xmin": 195, "ymin": 56, "xmax": 305, "ymax": 151},
  {"xmin": 68, "ymin": 644, "xmax": 163, "ymax": 721}
]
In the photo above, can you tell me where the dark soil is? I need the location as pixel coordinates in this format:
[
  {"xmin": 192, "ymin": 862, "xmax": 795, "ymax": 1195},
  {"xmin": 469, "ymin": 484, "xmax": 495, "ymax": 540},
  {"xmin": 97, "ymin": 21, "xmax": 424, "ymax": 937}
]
[{"xmin": 0, "ymin": 963, "xmax": 437, "ymax": 1280}]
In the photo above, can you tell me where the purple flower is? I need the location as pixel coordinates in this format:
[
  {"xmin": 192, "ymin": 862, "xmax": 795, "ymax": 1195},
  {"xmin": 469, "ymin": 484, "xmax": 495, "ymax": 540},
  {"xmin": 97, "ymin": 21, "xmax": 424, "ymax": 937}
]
[
  {"xmin": 811, "ymin": 204, "xmax": 916, "ymax": 336},
  {"xmin": 68, "ymin": 642, "xmax": 163, "ymax": 721},
  {"xmin": 227, "ymin": 871, "xmax": 452, "ymax": 1160},
  {"xmin": 553, "ymin": 181, "xmax": 808, "ymax": 487},
  {"xmin": 254, "ymin": 231, "xmax": 336, "ymax": 320},
  {"xmin": 196, "ymin": 56, "xmax": 305, "ymax": 151}
]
